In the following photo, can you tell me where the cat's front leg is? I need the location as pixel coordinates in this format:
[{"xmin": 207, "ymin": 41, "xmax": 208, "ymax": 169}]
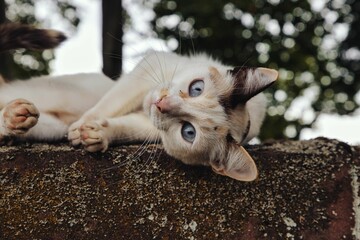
[
  {"xmin": 73, "ymin": 112, "xmax": 160, "ymax": 152},
  {"xmin": 68, "ymin": 54, "xmax": 162, "ymax": 147},
  {"xmin": 0, "ymin": 99, "xmax": 39, "ymax": 143}
]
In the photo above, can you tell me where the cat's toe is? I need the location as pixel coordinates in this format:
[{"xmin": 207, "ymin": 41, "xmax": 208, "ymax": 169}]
[
  {"xmin": 68, "ymin": 119, "xmax": 85, "ymax": 146},
  {"xmin": 2, "ymin": 99, "xmax": 39, "ymax": 135},
  {"xmin": 80, "ymin": 120, "xmax": 109, "ymax": 152},
  {"xmin": 68, "ymin": 128, "xmax": 81, "ymax": 146}
]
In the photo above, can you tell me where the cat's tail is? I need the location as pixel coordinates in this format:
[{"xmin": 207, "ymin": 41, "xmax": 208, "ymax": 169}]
[{"xmin": 0, "ymin": 23, "xmax": 67, "ymax": 52}]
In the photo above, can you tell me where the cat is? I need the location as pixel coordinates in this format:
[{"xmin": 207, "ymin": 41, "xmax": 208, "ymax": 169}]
[{"xmin": 0, "ymin": 24, "xmax": 278, "ymax": 182}]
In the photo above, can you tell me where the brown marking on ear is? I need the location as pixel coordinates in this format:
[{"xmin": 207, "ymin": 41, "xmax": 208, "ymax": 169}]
[
  {"xmin": 227, "ymin": 66, "xmax": 256, "ymax": 107},
  {"xmin": 218, "ymin": 93, "xmax": 232, "ymax": 113},
  {"xmin": 226, "ymin": 133, "xmax": 236, "ymax": 143},
  {"xmin": 220, "ymin": 66, "xmax": 278, "ymax": 111}
]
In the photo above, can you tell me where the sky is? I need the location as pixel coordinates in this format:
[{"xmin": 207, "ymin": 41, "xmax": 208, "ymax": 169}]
[
  {"xmin": 48, "ymin": 0, "xmax": 359, "ymax": 145},
  {"xmin": 50, "ymin": 0, "xmax": 102, "ymax": 75}
]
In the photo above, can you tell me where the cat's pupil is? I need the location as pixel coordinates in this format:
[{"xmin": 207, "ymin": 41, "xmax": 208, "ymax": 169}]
[
  {"xmin": 189, "ymin": 80, "xmax": 204, "ymax": 97},
  {"xmin": 181, "ymin": 122, "xmax": 196, "ymax": 143},
  {"xmin": 187, "ymin": 130, "xmax": 194, "ymax": 136}
]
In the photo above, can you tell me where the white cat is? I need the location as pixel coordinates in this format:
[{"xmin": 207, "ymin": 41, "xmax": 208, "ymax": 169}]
[
  {"xmin": 0, "ymin": 51, "xmax": 278, "ymax": 181},
  {"xmin": 0, "ymin": 25, "xmax": 278, "ymax": 181}
]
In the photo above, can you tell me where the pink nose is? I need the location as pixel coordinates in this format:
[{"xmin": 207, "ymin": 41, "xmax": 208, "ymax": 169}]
[{"xmin": 155, "ymin": 97, "xmax": 171, "ymax": 113}]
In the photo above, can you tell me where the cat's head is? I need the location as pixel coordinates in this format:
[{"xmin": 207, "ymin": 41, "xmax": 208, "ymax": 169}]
[{"xmin": 143, "ymin": 60, "xmax": 277, "ymax": 181}]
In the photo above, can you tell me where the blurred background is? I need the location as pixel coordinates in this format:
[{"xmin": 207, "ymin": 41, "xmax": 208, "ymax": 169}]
[{"xmin": 0, "ymin": 0, "xmax": 359, "ymax": 144}]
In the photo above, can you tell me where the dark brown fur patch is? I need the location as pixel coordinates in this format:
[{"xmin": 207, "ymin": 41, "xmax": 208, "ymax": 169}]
[
  {"xmin": 226, "ymin": 132, "xmax": 236, "ymax": 143},
  {"xmin": 224, "ymin": 66, "xmax": 256, "ymax": 109},
  {"xmin": 220, "ymin": 66, "xmax": 274, "ymax": 112},
  {"xmin": 0, "ymin": 23, "xmax": 67, "ymax": 52}
]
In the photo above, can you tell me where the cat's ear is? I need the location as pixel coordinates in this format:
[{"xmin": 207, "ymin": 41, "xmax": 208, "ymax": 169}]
[
  {"xmin": 226, "ymin": 67, "xmax": 278, "ymax": 107},
  {"xmin": 210, "ymin": 144, "xmax": 258, "ymax": 181}
]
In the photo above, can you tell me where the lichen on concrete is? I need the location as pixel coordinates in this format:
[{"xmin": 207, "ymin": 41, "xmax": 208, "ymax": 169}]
[{"xmin": 0, "ymin": 138, "xmax": 359, "ymax": 239}]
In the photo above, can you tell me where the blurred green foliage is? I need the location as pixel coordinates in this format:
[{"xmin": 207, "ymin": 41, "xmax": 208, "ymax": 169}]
[
  {"xmin": 1, "ymin": 0, "xmax": 358, "ymax": 140},
  {"xmin": 151, "ymin": 0, "xmax": 360, "ymax": 140},
  {"xmin": 0, "ymin": 0, "xmax": 79, "ymax": 79}
]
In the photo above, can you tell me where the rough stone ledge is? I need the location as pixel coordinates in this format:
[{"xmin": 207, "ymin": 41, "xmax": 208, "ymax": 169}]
[{"xmin": 0, "ymin": 138, "xmax": 359, "ymax": 239}]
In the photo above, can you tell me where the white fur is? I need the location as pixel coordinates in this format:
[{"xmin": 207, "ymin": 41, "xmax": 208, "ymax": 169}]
[{"xmin": 0, "ymin": 52, "xmax": 277, "ymax": 181}]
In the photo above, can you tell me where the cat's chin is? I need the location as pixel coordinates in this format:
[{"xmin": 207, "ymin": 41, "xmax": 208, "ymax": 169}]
[{"xmin": 151, "ymin": 113, "xmax": 167, "ymax": 131}]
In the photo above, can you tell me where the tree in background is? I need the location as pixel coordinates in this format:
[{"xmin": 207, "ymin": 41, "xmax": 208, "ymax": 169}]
[
  {"xmin": 1, "ymin": 0, "xmax": 358, "ymax": 140},
  {"xmin": 152, "ymin": 0, "xmax": 359, "ymax": 140},
  {"xmin": 102, "ymin": 0, "xmax": 123, "ymax": 80},
  {"xmin": 338, "ymin": 0, "xmax": 360, "ymax": 97},
  {"xmin": 0, "ymin": 0, "xmax": 79, "ymax": 80}
]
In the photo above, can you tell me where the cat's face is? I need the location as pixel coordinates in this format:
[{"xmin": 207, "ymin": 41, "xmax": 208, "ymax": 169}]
[{"xmin": 143, "ymin": 64, "xmax": 278, "ymax": 181}]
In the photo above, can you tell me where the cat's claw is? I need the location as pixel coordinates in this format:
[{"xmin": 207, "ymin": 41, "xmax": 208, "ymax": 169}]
[
  {"xmin": 79, "ymin": 120, "xmax": 109, "ymax": 152},
  {"xmin": 1, "ymin": 98, "xmax": 39, "ymax": 136}
]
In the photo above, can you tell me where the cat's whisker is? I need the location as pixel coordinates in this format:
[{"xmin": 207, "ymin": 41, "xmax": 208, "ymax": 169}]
[
  {"xmin": 133, "ymin": 123, "xmax": 163, "ymax": 175},
  {"xmin": 153, "ymin": 51, "xmax": 166, "ymax": 84},
  {"xmin": 132, "ymin": 63, "xmax": 163, "ymax": 85},
  {"xmin": 128, "ymin": 128, "xmax": 158, "ymax": 161},
  {"xmin": 127, "ymin": 130, "xmax": 159, "ymax": 178},
  {"xmin": 140, "ymin": 54, "xmax": 165, "ymax": 84},
  {"xmin": 104, "ymin": 32, "xmax": 165, "ymax": 85},
  {"xmin": 101, "ymin": 127, "xmax": 159, "ymax": 173},
  {"xmin": 101, "ymin": 52, "xmax": 162, "ymax": 84},
  {"xmin": 134, "ymin": 136, "xmax": 159, "ymax": 175},
  {"xmin": 169, "ymin": 60, "xmax": 180, "ymax": 85},
  {"xmin": 178, "ymin": 29, "xmax": 182, "ymax": 55},
  {"xmin": 190, "ymin": 35, "xmax": 196, "ymax": 56},
  {"xmin": 144, "ymin": 137, "xmax": 162, "ymax": 174}
]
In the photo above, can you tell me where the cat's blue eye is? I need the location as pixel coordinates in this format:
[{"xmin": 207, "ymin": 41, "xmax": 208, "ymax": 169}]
[
  {"xmin": 181, "ymin": 122, "xmax": 196, "ymax": 143},
  {"xmin": 189, "ymin": 80, "xmax": 204, "ymax": 97}
]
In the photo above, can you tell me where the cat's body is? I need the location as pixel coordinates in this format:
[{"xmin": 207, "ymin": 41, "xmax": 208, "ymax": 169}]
[
  {"xmin": 0, "ymin": 73, "xmax": 113, "ymax": 141},
  {"xmin": 1, "ymin": 25, "xmax": 278, "ymax": 181}
]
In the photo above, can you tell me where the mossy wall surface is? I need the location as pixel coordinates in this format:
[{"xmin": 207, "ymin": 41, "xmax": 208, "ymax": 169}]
[{"xmin": 0, "ymin": 138, "xmax": 359, "ymax": 239}]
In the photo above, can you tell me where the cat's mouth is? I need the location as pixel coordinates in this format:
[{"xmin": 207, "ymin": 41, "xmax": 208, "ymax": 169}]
[
  {"xmin": 143, "ymin": 91, "xmax": 172, "ymax": 131},
  {"xmin": 144, "ymin": 98, "xmax": 167, "ymax": 131}
]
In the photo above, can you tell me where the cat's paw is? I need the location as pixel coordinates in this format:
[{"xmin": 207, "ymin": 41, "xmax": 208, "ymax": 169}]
[
  {"xmin": 68, "ymin": 119, "xmax": 84, "ymax": 146},
  {"xmin": 79, "ymin": 120, "xmax": 109, "ymax": 152},
  {"xmin": 1, "ymin": 99, "xmax": 39, "ymax": 136}
]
